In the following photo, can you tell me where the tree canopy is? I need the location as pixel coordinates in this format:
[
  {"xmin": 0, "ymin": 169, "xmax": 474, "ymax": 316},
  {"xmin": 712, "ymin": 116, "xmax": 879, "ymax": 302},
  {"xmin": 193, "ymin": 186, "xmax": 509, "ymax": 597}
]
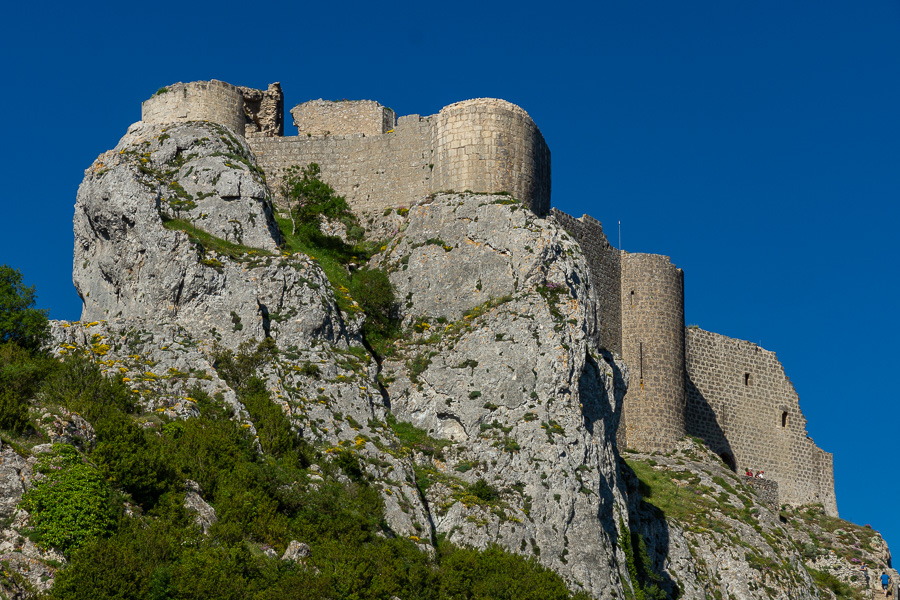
[{"xmin": 0, "ymin": 264, "xmax": 49, "ymax": 351}]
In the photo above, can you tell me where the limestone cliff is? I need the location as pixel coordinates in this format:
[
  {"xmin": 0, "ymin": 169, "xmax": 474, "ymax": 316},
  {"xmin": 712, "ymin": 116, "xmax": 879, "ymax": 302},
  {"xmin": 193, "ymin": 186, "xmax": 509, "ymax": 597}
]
[{"xmin": 0, "ymin": 117, "xmax": 893, "ymax": 600}]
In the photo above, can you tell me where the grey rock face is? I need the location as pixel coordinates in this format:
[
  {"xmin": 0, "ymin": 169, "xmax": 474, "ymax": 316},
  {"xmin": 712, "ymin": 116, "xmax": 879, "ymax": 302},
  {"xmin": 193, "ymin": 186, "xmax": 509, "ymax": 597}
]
[
  {"xmin": 374, "ymin": 195, "xmax": 630, "ymax": 597},
  {"xmin": 184, "ymin": 481, "xmax": 218, "ymax": 535},
  {"xmin": 74, "ymin": 121, "xmax": 359, "ymax": 350},
  {"xmin": 282, "ymin": 540, "xmax": 311, "ymax": 561},
  {"xmin": 377, "ymin": 194, "xmax": 597, "ymax": 337},
  {"xmin": 627, "ymin": 439, "xmax": 819, "ymax": 600},
  {"xmin": 0, "ymin": 442, "xmax": 32, "ymax": 521}
]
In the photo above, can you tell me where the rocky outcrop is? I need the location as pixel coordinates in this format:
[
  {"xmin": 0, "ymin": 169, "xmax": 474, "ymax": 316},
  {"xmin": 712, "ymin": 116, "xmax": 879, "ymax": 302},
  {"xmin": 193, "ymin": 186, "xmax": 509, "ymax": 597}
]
[
  {"xmin": 184, "ymin": 480, "xmax": 217, "ymax": 534},
  {"xmin": 73, "ymin": 120, "xmax": 359, "ymax": 351},
  {"xmin": 372, "ymin": 195, "xmax": 631, "ymax": 597}
]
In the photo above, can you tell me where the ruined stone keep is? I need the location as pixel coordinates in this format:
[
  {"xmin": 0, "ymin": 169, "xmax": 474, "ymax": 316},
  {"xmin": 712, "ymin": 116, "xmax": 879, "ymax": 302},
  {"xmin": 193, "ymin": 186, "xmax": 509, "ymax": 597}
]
[{"xmin": 139, "ymin": 79, "xmax": 837, "ymax": 516}]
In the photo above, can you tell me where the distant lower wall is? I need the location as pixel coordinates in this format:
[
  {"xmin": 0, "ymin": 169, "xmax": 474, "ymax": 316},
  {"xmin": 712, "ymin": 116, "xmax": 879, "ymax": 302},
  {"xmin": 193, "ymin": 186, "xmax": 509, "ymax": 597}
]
[
  {"xmin": 685, "ymin": 328, "xmax": 837, "ymax": 515},
  {"xmin": 742, "ymin": 476, "xmax": 779, "ymax": 511}
]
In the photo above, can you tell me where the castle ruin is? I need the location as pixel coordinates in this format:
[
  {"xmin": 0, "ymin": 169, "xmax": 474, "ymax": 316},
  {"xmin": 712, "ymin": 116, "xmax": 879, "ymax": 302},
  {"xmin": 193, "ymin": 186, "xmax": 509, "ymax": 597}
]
[{"xmin": 140, "ymin": 79, "xmax": 837, "ymax": 516}]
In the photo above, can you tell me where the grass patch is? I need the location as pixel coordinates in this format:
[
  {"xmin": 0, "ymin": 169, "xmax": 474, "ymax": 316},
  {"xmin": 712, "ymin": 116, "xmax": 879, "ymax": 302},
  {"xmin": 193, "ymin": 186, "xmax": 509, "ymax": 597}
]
[
  {"xmin": 386, "ymin": 413, "xmax": 451, "ymax": 459},
  {"xmin": 162, "ymin": 217, "xmax": 273, "ymax": 262}
]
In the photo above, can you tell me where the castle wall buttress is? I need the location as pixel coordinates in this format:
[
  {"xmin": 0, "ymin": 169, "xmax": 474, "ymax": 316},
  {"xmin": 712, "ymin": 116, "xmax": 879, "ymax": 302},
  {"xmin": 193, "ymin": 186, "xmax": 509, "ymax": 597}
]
[{"xmin": 620, "ymin": 253, "xmax": 686, "ymax": 452}]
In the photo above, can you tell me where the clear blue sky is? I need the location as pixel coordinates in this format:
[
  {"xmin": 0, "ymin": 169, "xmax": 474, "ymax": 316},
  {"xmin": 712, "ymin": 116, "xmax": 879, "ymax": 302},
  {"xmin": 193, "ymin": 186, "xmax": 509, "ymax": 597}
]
[{"xmin": 3, "ymin": 1, "xmax": 898, "ymax": 549}]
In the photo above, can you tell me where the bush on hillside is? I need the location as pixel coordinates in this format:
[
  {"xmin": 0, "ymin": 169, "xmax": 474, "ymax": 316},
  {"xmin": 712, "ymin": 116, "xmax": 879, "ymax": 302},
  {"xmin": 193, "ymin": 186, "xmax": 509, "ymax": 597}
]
[{"xmin": 21, "ymin": 444, "xmax": 117, "ymax": 554}]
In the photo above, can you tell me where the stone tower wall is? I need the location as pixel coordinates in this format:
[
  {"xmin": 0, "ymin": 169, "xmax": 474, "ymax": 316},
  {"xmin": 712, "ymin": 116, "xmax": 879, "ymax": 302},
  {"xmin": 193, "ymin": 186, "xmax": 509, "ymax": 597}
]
[
  {"xmin": 550, "ymin": 209, "xmax": 622, "ymax": 354},
  {"xmin": 684, "ymin": 328, "xmax": 837, "ymax": 515},
  {"xmin": 620, "ymin": 253, "xmax": 686, "ymax": 452},
  {"xmin": 433, "ymin": 99, "xmax": 551, "ymax": 216},
  {"xmin": 141, "ymin": 80, "xmax": 247, "ymax": 136},
  {"xmin": 290, "ymin": 100, "xmax": 397, "ymax": 136},
  {"xmin": 249, "ymin": 114, "xmax": 434, "ymax": 214}
]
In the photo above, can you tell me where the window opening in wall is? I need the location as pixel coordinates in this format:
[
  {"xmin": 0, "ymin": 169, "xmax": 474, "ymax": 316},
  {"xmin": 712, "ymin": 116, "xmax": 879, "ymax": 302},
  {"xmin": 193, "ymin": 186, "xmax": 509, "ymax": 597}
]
[
  {"xmin": 782, "ymin": 411, "xmax": 788, "ymax": 428},
  {"xmin": 720, "ymin": 452, "xmax": 736, "ymax": 472},
  {"xmin": 630, "ymin": 290, "xmax": 635, "ymax": 306},
  {"xmin": 744, "ymin": 373, "xmax": 751, "ymax": 386}
]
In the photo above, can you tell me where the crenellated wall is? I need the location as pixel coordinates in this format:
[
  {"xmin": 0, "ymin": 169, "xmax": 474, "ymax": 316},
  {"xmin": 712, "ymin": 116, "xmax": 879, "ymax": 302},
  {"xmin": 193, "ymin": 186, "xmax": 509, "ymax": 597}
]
[
  {"xmin": 620, "ymin": 253, "xmax": 687, "ymax": 452},
  {"xmin": 685, "ymin": 328, "xmax": 838, "ymax": 515}
]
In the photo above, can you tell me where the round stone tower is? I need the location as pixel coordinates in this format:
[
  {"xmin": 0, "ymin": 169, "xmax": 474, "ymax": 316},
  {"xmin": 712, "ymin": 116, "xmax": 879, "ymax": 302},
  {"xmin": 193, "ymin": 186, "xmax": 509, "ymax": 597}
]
[
  {"xmin": 620, "ymin": 252, "xmax": 686, "ymax": 451},
  {"xmin": 141, "ymin": 80, "xmax": 246, "ymax": 136},
  {"xmin": 433, "ymin": 98, "xmax": 551, "ymax": 216}
]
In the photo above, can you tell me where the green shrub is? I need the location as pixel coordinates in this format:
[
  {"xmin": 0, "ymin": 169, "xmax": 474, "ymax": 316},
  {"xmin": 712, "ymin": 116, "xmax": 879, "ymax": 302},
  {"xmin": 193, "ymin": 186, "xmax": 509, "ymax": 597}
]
[
  {"xmin": 469, "ymin": 478, "xmax": 499, "ymax": 503},
  {"xmin": 21, "ymin": 444, "xmax": 117, "ymax": 554},
  {"xmin": 618, "ymin": 517, "xmax": 666, "ymax": 600},
  {"xmin": 240, "ymin": 376, "xmax": 299, "ymax": 458},
  {"xmin": 40, "ymin": 353, "xmax": 136, "ymax": 421},
  {"xmin": 349, "ymin": 267, "xmax": 398, "ymax": 353},
  {"xmin": 0, "ymin": 341, "xmax": 55, "ymax": 432},
  {"xmin": 281, "ymin": 163, "xmax": 354, "ymax": 235}
]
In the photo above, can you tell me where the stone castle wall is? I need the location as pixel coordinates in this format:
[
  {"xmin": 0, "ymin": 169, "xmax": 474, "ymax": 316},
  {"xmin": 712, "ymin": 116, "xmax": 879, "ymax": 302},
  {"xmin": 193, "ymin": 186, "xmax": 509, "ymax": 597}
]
[
  {"xmin": 685, "ymin": 328, "xmax": 837, "ymax": 515},
  {"xmin": 743, "ymin": 476, "xmax": 779, "ymax": 511},
  {"xmin": 249, "ymin": 114, "xmax": 434, "ymax": 214},
  {"xmin": 620, "ymin": 253, "xmax": 687, "ymax": 452},
  {"xmin": 550, "ymin": 209, "xmax": 622, "ymax": 354},
  {"xmin": 433, "ymin": 99, "xmax": 551, "ymax": 216},
  {"xmin": 140, "ymin": 82, "xmax": 550, "ymax": 216},
  {"xmin": 142, "ymin": 80, "xmax": 247, "ymax": 136},
  {"xmin": 290, "ymin": 100, "xmax": 396, "ymax": 136}
]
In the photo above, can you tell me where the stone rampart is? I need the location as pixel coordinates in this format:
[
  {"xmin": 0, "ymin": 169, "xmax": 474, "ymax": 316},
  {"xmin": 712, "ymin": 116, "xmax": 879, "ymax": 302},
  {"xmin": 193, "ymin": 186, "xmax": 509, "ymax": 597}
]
[
  {"xmin": 434, "ymin": 99, "xmax": 551, "ymax": 216},
  {"xmin": 550, "ymin": 209, "xmax": 622, "ymax": 354},
  {"xmin": 685, "ymin": 328, "xmax": 837, "ymax": 515},
  {"xmin": 620, "ymin": 253, "xmax": 686, "ymax": 452},
  {"xmin": 249, "ymin": 114, "xmax": 434, "ymax": 214},
  {"xmin": 742, "ymin": 476, "xmax": 779, "ymax": 511},
  {"xmin": 142, "ymin": 80, "xmax": 247, "ymax": 136},
  {"xmin": 290, "ymin": 100, "xmax": 396, "ymax": 136}
]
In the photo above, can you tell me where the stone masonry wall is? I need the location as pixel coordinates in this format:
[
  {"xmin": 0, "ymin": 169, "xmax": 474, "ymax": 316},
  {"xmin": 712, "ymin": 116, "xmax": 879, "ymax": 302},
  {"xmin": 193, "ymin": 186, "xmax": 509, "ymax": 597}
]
[
  {"xmin": 240, "ymin": 83, "xmax": 284, "ymax": 137},
  {"xmin": 142, "ymin": 80, "xmax": 247, "ymax": 136},
  {"xmin": 249, "ymin": 114, "xmax": 434, "ymax": 213},
  {"xmin": 433, "ymin": 99, "xmax": 551, "ymax": 216},
  {"xmin": 685, "ymin": 328, "xmax": 837, "ymax": 515},
  {"xmin": 550, "ymin": 209, "xmax": 622, "ymax": 354},
  {"xmin": 620, "ymin": 253, "xmax": 686, "ymax": 452},
  {"xmin": 290, "ymin": 100, "xmax": 396, "ymax": 136},
  {"xmin": 742, "ymin": 476, "xmax": 780, "ymax": 511}
]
